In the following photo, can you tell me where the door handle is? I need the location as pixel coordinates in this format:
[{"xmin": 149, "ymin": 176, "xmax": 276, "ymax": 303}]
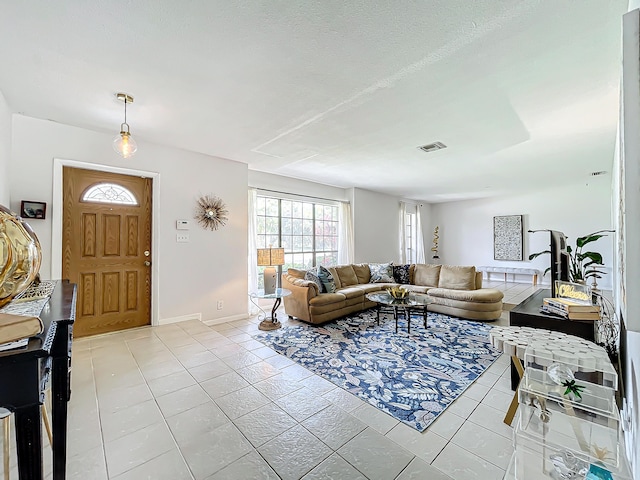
[{"xmin": 144, "ymin": 261, "xmax": 151, "ymax": 267}]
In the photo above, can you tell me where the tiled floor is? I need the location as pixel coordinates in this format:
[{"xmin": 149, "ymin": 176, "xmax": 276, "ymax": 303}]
[{"xmin": 3, "ymin": 281, "xmax": 542, "ymax": 480}]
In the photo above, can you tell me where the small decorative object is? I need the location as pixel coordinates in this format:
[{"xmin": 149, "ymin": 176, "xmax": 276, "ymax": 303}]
[
  {"xmin": 386, "ymin": 286, "xmax": 408, "ymax": 299},
  {"xmin": 257, "ymin": 247, "xmax": 285, "ymax": 294},
  {"xmin": 0, "ymin": 205, "xmax": 42, "ymax": 307},
  {"xmin": 20, "ymin": 201, "xmax": 46, "ymax": 220},
  {"xmin": 493, "ymin": 215, "xmax": 523, "ymax": 260},
  {"xmin": 195, "ymin": 194, "xmax": 228, "ymax": 231},
  {"xmin": 431, "ymin": 226, "xmax": 439, "ymax": 259},
  {"xmin": 549, "ymin": 450, "xmax": 589, "ymax": 479},
  {"xmin": 547, "ymin": 363, "xmax": 585, "ymax": 401},
  {"xmin": 113, "ymin": 92, "xmax": 138, "ymax": 158}
]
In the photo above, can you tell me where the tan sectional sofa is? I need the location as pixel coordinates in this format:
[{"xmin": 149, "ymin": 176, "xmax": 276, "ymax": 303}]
[{"xmin": 282, "ymin": 263, "xmax": 504, "ymax": 324}]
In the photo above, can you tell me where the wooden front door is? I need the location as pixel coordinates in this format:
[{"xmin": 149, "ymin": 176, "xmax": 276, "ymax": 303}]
[{"xmin": 62, "ymin": 167, "xmax": 152, "ymax": 337}]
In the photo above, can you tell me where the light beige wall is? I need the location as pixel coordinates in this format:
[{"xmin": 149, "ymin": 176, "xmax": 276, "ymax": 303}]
[{"xmin": 0, "ymin": 90, "xmax": 11, "ymax": 206}]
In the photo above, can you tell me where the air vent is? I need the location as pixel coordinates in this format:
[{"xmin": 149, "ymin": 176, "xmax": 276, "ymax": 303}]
[
  {"xmin": 591, "ymin": 171, "xmax": 607, "ymax": 176},
  {"xmin": 418, "ymin": 142, "xmax": 447, "ymax": 153}
]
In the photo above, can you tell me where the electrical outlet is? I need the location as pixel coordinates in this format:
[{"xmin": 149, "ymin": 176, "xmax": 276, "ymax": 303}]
[
  {"xmin": 176, "ymin": 233, "xmax": 190, "ymax": 243},
  {"xmin": 217, "ymin": 300, "xmax": 223, "ymax": 310}
]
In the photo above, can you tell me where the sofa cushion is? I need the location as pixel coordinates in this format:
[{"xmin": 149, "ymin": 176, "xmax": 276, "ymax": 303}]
[
  {"xmin": 304, "ymin": 269, "xmax": 324, "ymax": 292},
  {"xmin": 309, "ymin": 292, "xmax": 345, "ymax": 307},
  {"xmin": 438, "ymin": 265, "xmax": 476, "ymax": 290},
  {"xmin": 369, "ymin": 263, "xmax": 394, "ymax": 283},
  {"xmin": 413, "ymin": 264, "xmax": 441, "ymax": 287},
  {"xmin": 336, "ymin": 287, "xmax": 366, "ymax": 299},
  {"xmin": 428, "ymin": 287, "xmax": 503, "ymax": 303},
  {"xmin": 334, "ymin": 265, "xmax": 359, "ymax": 287},
  {"xmin": 392, "ymin": 264, "xmax": 411, "ymax": 284},
  {"xmin": 317, "ymin": 266, "xmax": 337, "ymax": 293},
  {"xmin": 352, "ymin": 264, "xmax": 371, "ymax": 284},
  {"xmin": 287, "ymin": 268, "xmax": 307, "ymax": 280}
]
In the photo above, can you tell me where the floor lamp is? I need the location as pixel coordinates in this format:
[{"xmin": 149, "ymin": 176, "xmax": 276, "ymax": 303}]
[{"xmin": 257, "ymin": 247, "xmax": 285, "ymax": 294}]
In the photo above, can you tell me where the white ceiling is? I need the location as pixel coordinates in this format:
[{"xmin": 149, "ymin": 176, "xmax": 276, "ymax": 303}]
[{"xmin": 0, "ymin": 1, "xmax": 628, "ymax": 202}]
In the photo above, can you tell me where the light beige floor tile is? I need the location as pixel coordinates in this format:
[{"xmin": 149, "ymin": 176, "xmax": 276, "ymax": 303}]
[
  {"xmin": 235, "ymin": 361, "xmax": 281, "ymax": 384},
  {"xmin": 302, "ymin": 453, "xmax": 368, "ymax": 480},
  {"xmin": 299, "ymin": 374, "xmax": 337, "ymax": 395},
  {"xmin": 277, "ymin": 387, "xmax": 332, "ymax": 422},
  {"xmin": 205, "ymin": 451, "xmax": 279, "ymax": 480},
  {"xmin": 468, "ymin": 402, "xmax": 515, "ymax": 437},
  {"xmin": 279, "ymin": 363, "xmax": 314, "ymax": 382},
  {"xmin": 180, "ymin": 423, "xmax": 253, "ymax": 480},
  {"xmin": 104, "ymin": 422, "xmax": 175, "ymax": 478},
  {"xmin": 451, "ymin": 421, "xmax": 513, "ymax": 469},
  {"xmin": 262, "ymin": 353, "xmax": 295, "ymax": 369},
  {"xmin": 253, "ymin": 373, "xmax": 303, "ymax": 400},
  {"xmin": 475, "ymin": 370, "xmax": 500, "ymax": 387},
  {"xmin": 396, "ymin": 457, "xmax": 454, "ymax": 480},
  {"xmin": 428, "ymin": 408, "xmax": 466, "ymax": 440},
  {"xmin": 101, "ymin": 399, "xmax": 164, "ymax": 442},
  {"xmin": 446, "ymin": 395, "xmax": 479, "ymax": 419},
  {"xmin": 481, "ymin": 389, "xmax": 514, "ymax": 412},
  {"xmin": 97, "ymin": 383, "xmax": 154, "ymax": 416},
  {"xmin": 176, "ymin": 350, "xmax": 219, "ymax": 369},
  {"xmin": 156, "ymin": 384, "xmax": 211, "ymax": 418},
  {"xmin": 188, "ymin": 359, "xmax": 232, "ymax": 382},
  {"xmin": 234, "ymin": 402, "xmax": 298, "ymax": 447},
  {"xmin": 351, "ymin": 402, "xmax": 399, "ymax": 434},
  {"xmin": 66, "ymin": 445, "xmax": 108, "ymax": 480},
  {"xmin": 432, "ymin": 443, "xmax": 505, "ymax": 480},
  {"xmin": 302, "ymin": 404, "xmax": 367, "ymax": 449},
  {"xmin": 462, "ymin": 381, "xmax": 491, "ymax": 402},
  {"xmin": 111, "ymin": 448, "xmax": 192, "ymax": 480},
  {"xmin": 216, "ymin": 385, "xmax": 271, "ymax": 419},
  {"xmin": 138, "ymin": 358, "xmax": 186, "ymax": 381},
  {"xmin": 386, "ymin": 422, "xmax": 448, "ymax": 463},
  {"xmin": 167, "ymin": 401, "xmax": 229, "ymax": 445},
  {"xmin": 322, "ymin": 387, "xmax": 366, "ymax": 413},
  {"xmin": 200, "ymin": 371, "xmax": 250, "ymax": 399},
  {"xmin": 221, "ymin": 350, "xmax": 263, "ymax": 369},
  {"xmin": 258, "ymin": 425, "xmax": 332, "ymax": 480},
  {"xmin": 338, "ymin": 427, "xmax": 414, "ymax": 480},
  {"xmin": 147, "ymin": 370, "xmax": 196, "ymax": 397}
]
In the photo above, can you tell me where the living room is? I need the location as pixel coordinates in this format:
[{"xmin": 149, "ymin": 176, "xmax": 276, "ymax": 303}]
[{"xmin": 1, "ymin": 1, "xmax": 639, "ymax": 479}]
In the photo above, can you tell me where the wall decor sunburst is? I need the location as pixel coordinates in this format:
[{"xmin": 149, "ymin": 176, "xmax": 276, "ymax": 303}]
[{"xmin": 195, "ymin": 194, "xmax": 228, "ymax": 231}]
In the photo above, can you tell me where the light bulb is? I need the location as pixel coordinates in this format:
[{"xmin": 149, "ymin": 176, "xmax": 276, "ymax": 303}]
[{"xmin": 113, "ymin": 130, "xmax": 138, "ymax": 158}]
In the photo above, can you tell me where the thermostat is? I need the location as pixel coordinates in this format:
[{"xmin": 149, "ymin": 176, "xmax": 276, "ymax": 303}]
[{"xmin": 176, "ymin": 220, "xmax": 190, "ymax": 230}]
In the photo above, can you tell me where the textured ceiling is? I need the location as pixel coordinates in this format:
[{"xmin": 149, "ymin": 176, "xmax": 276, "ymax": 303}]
[{"xmin": 0, "ymin": 1, "xmax": 627, "ymax": 202}]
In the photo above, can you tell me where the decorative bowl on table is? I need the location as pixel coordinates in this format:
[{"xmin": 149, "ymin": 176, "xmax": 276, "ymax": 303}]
[{"xmin": 386, "ymin": 286, "xmax": 408, "ymax": 300}]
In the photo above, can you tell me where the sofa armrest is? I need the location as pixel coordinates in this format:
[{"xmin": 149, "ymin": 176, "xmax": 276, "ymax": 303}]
[{"xmin": 281, "ymin": 273, "xmax": 319, "ymax": 322}]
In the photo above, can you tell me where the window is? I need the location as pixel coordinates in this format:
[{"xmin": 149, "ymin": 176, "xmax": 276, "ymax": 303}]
[
  {"xmin": 256, "ymin": 195, "xmax": 339, "ymax": 272},
  {"xmin": 404, "ymin": 212, "xmax": 418, "ymax": 263},
  {"xmin": 82, "ymin": 183, "xmax": 138, "ymax": 205}
]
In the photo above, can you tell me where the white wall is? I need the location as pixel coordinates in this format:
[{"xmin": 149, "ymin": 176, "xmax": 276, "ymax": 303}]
[
  {"xmin": 248, "ymin": 170, "xmax": 348, "ymax": 202},
  {"xmin": 0, "ymin": 91, "xmax": 11, "ymax": 206},
  {"xmin": 431, "ymin": 180, "xmax": 614, "ymax": 289},
  {"xmin": 352, "ymin": 188, "xmax": 400, "ymax": 264},
  {"xmin": 10, "ymin": 115, "xmax": 248, "ymax": 324}
]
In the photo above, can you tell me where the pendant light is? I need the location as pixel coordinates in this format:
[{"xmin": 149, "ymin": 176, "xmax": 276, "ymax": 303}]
[{"xmin": 113, "ymin": 93, "xmax": 138, "ymax": 158}]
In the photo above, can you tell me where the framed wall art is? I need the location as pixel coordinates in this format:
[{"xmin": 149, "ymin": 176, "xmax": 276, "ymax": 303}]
[
  {"xmin": 494, "ymin": 214, "xmax": 523, "ymax": 261},
  {"xmin": 20, "ymin": 200, "xmax": 47, "ymax": 220}
]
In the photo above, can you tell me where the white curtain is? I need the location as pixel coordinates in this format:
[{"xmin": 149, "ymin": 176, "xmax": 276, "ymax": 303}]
[
  {"xmin": 415, "ymin": 204, "xmax": 426, "ymax": 263},
  {"xmin": 247, "ymin": 188, "xmax": 259, "ymax": 315},
  {"xmin": 399, "ymin": 201, "xmax": 407, "ymax": 263},
  {"xmin": 338, "ymin": 202, "xmax": 354, "ymax": 265}
]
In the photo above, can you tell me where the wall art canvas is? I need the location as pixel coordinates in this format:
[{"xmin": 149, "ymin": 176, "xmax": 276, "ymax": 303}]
[{"xmin": 493, "ymin": 215, "xmax": 523, "ymax": 261}]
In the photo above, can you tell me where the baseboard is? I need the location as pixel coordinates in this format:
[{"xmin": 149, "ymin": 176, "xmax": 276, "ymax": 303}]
[
  {"xmin": 203, "ymin": 313, "xmax": 249, "ymax": 326},
  {"xmin": 158, "ymin": 313, "xmax": 202, "ymax": 325}
]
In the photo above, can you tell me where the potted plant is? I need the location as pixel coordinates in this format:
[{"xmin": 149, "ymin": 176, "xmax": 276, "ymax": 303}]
[{"xmin": 529, "ymin": 230, "xmax": 612, "ymax": 284}]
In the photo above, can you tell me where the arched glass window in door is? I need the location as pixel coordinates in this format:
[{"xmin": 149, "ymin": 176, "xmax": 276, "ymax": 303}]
[{"xmin": 81, "ymin": 183, "xmax": 138, "ymax": 205}]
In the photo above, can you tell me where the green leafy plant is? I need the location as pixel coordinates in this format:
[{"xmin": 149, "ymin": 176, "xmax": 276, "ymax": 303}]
[{"xmin": 529, "ymin": 230, "xmax": 612, "ymax": 283}]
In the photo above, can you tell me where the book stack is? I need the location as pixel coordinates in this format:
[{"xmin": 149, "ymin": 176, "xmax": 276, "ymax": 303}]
[
  {"xmin": 541, "ymin": 297, "xmax": 601, "ymax": 321},
  {"xmin": 0, "ymin": 313, "xmax": 44, "ymax": 350}
]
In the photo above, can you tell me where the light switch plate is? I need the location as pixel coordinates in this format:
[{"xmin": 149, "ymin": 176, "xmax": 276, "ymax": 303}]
[
  {"xmin": 176, "ymin": 220, "xmax": 190, "ymax": 230},
  {"xmin": 176, "ymin": 233, "xmax": 189, "ymax": 243}
]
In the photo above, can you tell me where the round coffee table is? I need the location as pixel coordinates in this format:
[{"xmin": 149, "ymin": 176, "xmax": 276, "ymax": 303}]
[
  {"xmin": 250, "ymin": 288, "xmax": 292, "ymax": 331},
  {"xmin": 365, "ymin": 291, "xmax": 432, "ymax": 333}
]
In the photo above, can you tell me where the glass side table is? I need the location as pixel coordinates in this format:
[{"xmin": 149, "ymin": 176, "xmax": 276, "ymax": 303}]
[{"xmin": 249, "ymin": 288, "xmax": 292, "ymax": 331}]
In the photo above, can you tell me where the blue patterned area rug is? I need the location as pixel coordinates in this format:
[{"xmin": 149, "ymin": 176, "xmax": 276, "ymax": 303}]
[{"xmin": 254, "ymin": 309, "xmax": 500, "ymax": 432}]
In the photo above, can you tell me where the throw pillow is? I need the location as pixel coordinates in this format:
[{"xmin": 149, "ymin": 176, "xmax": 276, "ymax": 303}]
[
  {"xmin": 304, "ymin": 269, "xmax": 324, "ymax": 293},
  {"xmin": 392, "ymin": 264, "xmax": 411, "ymax": 284},
  {"xmin": 317, "ymin": 266, "xmax": 337, "ymax": 293},
  {"xmin": 334, "ymin": 265, "xmax": 358, "ymax": 287},
  {"xmin": 369, "ymin": 262, "xmax": 394, "ymax": 283}
]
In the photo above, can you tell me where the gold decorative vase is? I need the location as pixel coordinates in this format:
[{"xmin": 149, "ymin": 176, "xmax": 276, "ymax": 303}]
[{"xmin": 0, "ymin": 205, "xmax": 42, "ymax": 307}]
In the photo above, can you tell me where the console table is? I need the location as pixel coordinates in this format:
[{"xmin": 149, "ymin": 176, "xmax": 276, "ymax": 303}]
[
  {"xmin": 0, "ymin": 280, "xmax": 77, "ymax": 480},
  {"xmin": 509, "ymin": 288, "xmax": 596, "ymax": 389}
]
